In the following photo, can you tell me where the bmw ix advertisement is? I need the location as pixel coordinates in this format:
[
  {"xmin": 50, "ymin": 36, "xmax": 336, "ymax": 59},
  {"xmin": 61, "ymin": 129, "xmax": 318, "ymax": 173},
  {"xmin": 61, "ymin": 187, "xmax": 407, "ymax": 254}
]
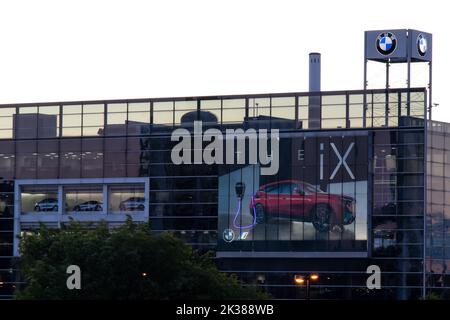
[{"xmin": 218, "ymin": 132, "xmax": 369, "ymax": 253}]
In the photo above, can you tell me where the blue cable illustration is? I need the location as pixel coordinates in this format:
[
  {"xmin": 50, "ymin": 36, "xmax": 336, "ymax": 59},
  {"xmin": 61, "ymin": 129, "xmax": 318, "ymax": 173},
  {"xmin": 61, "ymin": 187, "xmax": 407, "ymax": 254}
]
[{"xmin": 232, "ymin": 182, "xmax": 258, "ymax": 230}]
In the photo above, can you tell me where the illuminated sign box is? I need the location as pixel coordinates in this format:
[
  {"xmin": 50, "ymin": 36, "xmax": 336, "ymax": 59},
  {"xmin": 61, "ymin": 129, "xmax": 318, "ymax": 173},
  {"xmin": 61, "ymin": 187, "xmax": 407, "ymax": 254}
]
[
  {"xmin": 365, "ymin": 29, "xmax": 432, "ymax": 63},
  {"xmin": 217, "ymin": 132, "xmax": 369, "ymax": 257}
]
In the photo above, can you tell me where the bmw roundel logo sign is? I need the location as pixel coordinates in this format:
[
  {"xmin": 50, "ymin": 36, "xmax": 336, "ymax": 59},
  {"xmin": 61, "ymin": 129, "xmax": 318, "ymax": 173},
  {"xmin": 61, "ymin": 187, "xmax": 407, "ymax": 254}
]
[
  {"xmin": 376, "ymin": 32, "xmax": 397, "ymax": 55},
  {"xmin": 223, "ymin": 228, "xmax": 235, "ymax": 242},
  {"xmin": 417, "ymin": 34, "xmax": 427, "ymax": 56}
]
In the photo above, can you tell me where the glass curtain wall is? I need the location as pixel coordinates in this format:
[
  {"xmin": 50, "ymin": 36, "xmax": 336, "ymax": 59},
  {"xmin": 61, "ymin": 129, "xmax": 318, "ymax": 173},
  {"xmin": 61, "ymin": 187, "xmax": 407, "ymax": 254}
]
[{"xmin": 426, "ymin": 121, "xmax": 450, "ymax": 299}]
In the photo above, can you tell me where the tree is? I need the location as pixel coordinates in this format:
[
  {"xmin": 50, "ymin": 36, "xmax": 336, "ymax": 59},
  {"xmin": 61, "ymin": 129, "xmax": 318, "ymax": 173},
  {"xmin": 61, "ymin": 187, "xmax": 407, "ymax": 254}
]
[{"xmin": 16, "ymin": 219, "xmax": 269, "ymax": 300}]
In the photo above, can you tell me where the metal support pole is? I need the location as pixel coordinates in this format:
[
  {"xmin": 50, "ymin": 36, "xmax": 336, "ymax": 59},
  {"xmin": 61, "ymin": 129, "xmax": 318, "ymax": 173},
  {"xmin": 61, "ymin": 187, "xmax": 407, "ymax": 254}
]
[
  {"xmin": 428, "ymin": 61, "xmax": 433, "ymax": 120},
  {"xmin": 407, "ymin": 58, "xmax": 411, "ymax": 116},
  {"xmin": 306, "ymin": 279, "xmax": 310, "ymax": 300},
  {"xmin": 363, "ymin": 59, "xmax": 367, "ymax": 128},
  {"xmin": 386, "ymin": 60, "xmax": 390, "ymax": 90},
  {"xmin": 385, "ymin": 60, "xmax": 390, "ymax": 126}
]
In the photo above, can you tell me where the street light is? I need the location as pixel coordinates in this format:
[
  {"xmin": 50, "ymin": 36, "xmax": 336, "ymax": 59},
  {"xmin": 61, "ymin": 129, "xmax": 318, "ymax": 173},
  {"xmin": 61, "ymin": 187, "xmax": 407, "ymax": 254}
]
[
  {"xmin": 310, "ymin": 273, "xmax": 319, "ymax": 281},
  {"xmin": 294, "ymin": 273, "xmax": 319, "ymax": 300},
  {"xmin": 294, "ymin": 275, "xmax": 305, "ymax": 285}
]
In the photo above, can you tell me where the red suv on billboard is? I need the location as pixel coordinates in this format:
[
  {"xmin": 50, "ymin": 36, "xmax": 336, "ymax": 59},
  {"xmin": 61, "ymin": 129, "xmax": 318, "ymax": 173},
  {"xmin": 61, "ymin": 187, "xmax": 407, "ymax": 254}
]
[{"xmin": 250, "ymin": 180, "xmax": 356, "ymax": 232}]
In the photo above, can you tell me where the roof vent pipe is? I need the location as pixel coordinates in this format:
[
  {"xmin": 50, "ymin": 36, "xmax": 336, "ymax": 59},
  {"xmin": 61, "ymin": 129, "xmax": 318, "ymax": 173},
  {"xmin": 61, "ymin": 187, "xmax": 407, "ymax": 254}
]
[{"xmin": 308, "ymin": 52, "xmax": 321, "ymax": 129}]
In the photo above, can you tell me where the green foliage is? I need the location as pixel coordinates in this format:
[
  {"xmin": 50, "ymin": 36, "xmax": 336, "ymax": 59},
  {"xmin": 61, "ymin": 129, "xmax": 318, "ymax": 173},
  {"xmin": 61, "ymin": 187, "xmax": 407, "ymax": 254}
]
[
  {"xmin": 15, "ymin": 219, "xmax": 269, "ymax": 300},
  {"xmin": 424, "ymin": 292, "xmax": 443, "ymax": 300}
]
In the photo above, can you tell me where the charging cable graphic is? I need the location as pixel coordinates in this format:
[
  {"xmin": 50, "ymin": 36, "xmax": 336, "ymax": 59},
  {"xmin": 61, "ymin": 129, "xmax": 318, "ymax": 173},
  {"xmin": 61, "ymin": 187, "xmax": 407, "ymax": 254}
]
[{"xmin": 232, "ymin": 182, "xmax": 258, "ymax": 230}]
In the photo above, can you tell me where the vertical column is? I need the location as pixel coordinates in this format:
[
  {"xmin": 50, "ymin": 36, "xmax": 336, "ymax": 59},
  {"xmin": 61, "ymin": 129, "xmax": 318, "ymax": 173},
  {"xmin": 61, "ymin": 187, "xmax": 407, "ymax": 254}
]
[
  {"xmin": 13, "ymin": 183, "xmax": 21, "ymax": 257},
  {"xmin": 345, "ymin": 93, "xmax": 350, "ymax": 128},
  {"xmin": 144, "ymin": 178, "xmax": 150, "ymax": 222},
  {"xmin": 407, "ymin": 49, "xmax": 411, "ymax": 116},
  {"xmin": 103, "ymin": 184, "xmax": 108, "ymax": 215},
  {"xmin": 103, "ymin": 103, "xmax": 107, "ymax": 178},
  {"xmin": 58, "ymin": 104, "xmax": 63, "ymax": 179},
  {"xmin": 57, "ymin": 185, "xmax": 63, "ymax": 227},
  {"xmin": 422, "ymin": 89, "xmax": 428, "ymax": 300},
  {"xmin": 244, "ymin": 98, "xmax": 249, "ymax": 129}
]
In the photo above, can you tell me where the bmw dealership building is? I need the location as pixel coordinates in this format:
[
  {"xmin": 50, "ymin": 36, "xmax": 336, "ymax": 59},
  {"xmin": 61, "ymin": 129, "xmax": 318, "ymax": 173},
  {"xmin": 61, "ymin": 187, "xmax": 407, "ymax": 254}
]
[{"xmin": 0, "ymin": 29, "xmax": 449, "ymax": 300}]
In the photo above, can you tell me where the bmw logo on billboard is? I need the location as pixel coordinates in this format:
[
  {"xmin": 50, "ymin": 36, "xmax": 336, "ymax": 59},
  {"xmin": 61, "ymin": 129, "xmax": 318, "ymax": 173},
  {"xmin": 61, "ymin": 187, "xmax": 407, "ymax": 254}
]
[
  {"xmin": 417, "ymin": 33, "xmax": 427, "ymax": 56},
  {"xmin": 223, "ymin": 228, "xmax": 235, "ymax": 243},
  {"xmin": 376, "ymin": 32, "xmax": 397, "ymax": 55}
]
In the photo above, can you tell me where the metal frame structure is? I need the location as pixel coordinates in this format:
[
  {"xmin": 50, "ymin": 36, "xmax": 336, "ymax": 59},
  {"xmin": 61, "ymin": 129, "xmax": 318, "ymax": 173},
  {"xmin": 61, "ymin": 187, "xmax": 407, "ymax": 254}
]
[{"xmin": 363, "ymin": 30, "xmax": 432, "ymax": 299}]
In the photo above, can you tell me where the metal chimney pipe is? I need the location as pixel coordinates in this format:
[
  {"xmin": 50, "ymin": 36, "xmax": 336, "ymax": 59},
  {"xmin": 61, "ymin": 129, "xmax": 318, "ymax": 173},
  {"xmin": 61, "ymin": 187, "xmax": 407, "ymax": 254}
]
[
  {"xmin": 309, "ymin": 53, "xmax": 321, "ymax": 92},
  {"xmin": 308, "ymin": 52, "xmax": 321, "ymax": 129}
]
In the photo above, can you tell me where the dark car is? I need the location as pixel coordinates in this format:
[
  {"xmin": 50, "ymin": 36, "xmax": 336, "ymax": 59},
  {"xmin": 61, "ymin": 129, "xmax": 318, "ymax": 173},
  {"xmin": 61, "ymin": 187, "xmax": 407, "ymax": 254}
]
[
  {"xmin": 250, "ymin": 180, "xmax": 356, "ymax": 232},
  {"xmin": 73, "ymin": 201, "xmax": 103, "ymax": 212}
]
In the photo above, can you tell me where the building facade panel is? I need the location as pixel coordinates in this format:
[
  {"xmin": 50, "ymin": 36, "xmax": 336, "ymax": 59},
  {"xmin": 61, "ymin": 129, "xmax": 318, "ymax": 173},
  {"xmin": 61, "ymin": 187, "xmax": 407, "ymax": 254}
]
[{"xmin": 0, "ymin": 88, "xmax": 437, "ymax": 299}]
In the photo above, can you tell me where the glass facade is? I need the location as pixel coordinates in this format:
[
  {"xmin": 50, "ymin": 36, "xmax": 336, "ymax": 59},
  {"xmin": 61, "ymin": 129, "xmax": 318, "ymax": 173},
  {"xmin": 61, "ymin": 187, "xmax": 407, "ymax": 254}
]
[
  {"xmin": 0, "ymin": 87, "xmax": 438, "ymax": 299},
  {"xmin": 0, "ymin": 180, "xmax": 14, "ymax": 298},
  {"xmin": 370, "ymin": 128, "xmax": 425, "ymax": 299},
  {"xmin": 426, "ymin": 121, "xmax": 450, "ymax": 298}
]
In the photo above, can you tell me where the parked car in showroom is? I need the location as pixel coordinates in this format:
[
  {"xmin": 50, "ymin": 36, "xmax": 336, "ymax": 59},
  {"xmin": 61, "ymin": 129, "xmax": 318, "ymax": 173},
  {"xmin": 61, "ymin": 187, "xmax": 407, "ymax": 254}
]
[
  {"xmin": 249, "ymin": 180, "xmax": 356, "ymax": 232},
  {"xmin": 72, "ymin": 200, "xmax": 103, "ymax": 212},
  {"xmin": 34, "ymin": 198, "xmax": 59, "ymax": 212},
  {"xmin": 119, "ymin": 197, "xmax": 145, "ymax": 211}
]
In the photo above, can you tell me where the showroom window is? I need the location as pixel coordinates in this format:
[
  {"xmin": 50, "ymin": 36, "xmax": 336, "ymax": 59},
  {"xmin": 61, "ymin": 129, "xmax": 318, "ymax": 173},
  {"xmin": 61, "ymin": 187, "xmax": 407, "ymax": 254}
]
[
  {"xmin": 21, "ymin": 186, "xmax": 58, "ymax": 213},
  {"xmin": 108, "ymin": 185, "xmax": 145, "ymax": 213},
  {"xmin": 64, "ymin": 185, "xmax": 103, "ymax": 213},
  {"xmin": 18, "ymin": 179, "xmax": 148, "ymax": 216}
]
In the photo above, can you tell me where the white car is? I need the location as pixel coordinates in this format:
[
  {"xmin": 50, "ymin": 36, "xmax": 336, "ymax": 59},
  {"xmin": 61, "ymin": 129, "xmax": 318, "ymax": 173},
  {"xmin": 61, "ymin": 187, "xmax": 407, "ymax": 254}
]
[
  {"xmin": 119, "ymin": 197, "xmax": 145, "ymax": 211},
  {"xmin": 73, "ymin": 201, "xmax": 103, "ymax": 212},
  {"xmin": 34, "ymin": 198, "xmax": 58, "ymax": 212}
]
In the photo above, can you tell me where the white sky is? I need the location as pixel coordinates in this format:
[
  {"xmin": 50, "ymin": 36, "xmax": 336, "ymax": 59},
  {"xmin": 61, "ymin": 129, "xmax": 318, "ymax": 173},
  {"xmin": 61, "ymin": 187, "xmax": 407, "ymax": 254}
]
[{"xmin": 0, "ymin": 0, "xmax": 449, "ymax": 121}]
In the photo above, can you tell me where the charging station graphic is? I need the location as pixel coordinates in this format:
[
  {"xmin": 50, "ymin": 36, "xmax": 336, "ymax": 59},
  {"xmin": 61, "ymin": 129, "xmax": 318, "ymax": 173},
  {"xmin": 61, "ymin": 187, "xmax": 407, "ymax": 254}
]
[{"xmin": 232, "ymin": 182, "xmax": 257, "ymax": 230}]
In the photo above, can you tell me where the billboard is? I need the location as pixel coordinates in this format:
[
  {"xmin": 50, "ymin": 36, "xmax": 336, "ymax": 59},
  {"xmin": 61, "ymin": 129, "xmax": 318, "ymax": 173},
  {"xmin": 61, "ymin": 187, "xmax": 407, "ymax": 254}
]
[
  {"xmin": 365, "ymin": 29, "xmax": 408, "ymax": 62},
  {"xmin": 218, "ymin": 132, "xmax": 369, "ymax": 255},
  {"xmin": 365, "ymin": 29, "xmax": 432, "ymax": 63},
  {"xmin": 409, "ymin": 29, "xmax": 432, "ymax": 62}
]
